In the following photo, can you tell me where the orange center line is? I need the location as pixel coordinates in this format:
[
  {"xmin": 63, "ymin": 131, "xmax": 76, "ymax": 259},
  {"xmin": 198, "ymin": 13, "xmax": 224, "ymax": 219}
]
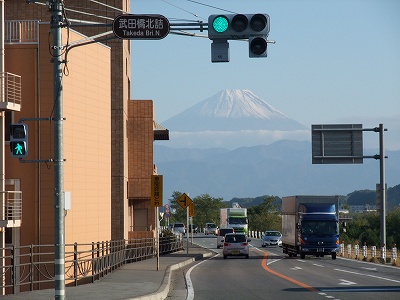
[{"xmin": 261, "ymin": 252, "xmax": 318, "ymax": 292}]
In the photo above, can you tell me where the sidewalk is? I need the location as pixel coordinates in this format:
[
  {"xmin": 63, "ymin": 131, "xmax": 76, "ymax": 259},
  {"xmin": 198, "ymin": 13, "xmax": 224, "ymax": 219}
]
[{"xmin": 1, "ymin": 243, "xmax": 214, "ymax": 300}]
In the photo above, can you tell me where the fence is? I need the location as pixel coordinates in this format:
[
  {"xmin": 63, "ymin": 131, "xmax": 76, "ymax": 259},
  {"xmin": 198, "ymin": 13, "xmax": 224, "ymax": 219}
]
[
  {"xmin": 0, "ymin": 235, "xmax": 184, "ymax": 295},
  {"xmin": 248, "ymin": 230, "xmax": 399, "ymax": 265},
  {"xmin": 339, "ymin": 243, "xmax": 399, "ymax": 264}
]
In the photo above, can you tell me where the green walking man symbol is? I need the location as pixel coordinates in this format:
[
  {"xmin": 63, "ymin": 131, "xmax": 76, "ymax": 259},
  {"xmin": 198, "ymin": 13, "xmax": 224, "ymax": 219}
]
[{"xmin": 14, "ymin": 143, "xmax": 23, "ymax": 155}]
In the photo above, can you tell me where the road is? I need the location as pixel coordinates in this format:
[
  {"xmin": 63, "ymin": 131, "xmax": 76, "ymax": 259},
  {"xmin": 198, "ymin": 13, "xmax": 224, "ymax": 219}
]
[{"xmin": 167, "ymin": 234, "xmax": 400, "ymax": 300}]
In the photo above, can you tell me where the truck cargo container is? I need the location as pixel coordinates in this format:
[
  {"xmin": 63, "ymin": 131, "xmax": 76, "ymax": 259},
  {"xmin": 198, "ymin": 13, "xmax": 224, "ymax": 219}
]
[{"xmin": 281, "ymin": 195, "xmax": 340, "ymax": 260}]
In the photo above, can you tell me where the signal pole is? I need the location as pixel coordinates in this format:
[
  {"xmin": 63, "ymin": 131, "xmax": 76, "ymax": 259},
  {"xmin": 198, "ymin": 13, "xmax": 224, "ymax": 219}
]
[{"xmin": 50, "ymin": 1, "xmax": 65, "ymax": 299}]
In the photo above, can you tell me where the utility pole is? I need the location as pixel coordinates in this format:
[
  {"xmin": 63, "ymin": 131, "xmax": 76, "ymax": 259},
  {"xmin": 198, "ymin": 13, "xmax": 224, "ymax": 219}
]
[
  {"xmin": 379, "ymin": 124, "xmax": 386, "ymax": 248},
  {"xmin": 50, "ymin": 1, "xmax": 65, "ymax": 299},
  {"xmin": 0, "ymin": 0, "xmax": 6, "ymax": 295}
]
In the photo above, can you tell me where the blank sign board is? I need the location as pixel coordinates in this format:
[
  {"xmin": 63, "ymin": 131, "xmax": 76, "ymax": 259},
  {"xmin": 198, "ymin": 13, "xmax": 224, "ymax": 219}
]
[{"xmin": 312, "ymin": 124, "xmax": 363, "ymax": 164}]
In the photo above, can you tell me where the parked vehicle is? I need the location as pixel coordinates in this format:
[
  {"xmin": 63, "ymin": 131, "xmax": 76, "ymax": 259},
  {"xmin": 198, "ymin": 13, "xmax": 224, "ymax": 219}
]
[
  {"xmin": 222, "ymin": 233, "xmax": 250, "ymax": 259},
  {"xmin": 205, "ymin": 223, "xmax": 218, "ymax": 235},
  {"xmin": 220, "ymin": 203, "xmax": 248, "ymax": 234},
  {"xmin": 261, "ymin": 231, "xmax": 282, "ymax": 247},
  {"xmin": 188, "ymin": 224, "xmax": 198, "ymax": 233},
  {"xmin": 172, "ymin": 223, "xmax": 186, "ymax": 235},
  {"xmin": 281, "ymin": 195, "xmax": 340, "ymax": 260},
  {"xmin": 216, "ymin": 228, "xmax": 234, "ymax": 248}
]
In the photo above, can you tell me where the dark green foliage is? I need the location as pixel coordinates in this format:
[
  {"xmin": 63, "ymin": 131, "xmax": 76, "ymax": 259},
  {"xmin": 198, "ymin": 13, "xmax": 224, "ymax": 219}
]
[
  {"xmin": 340, "ymin": 209, "xmax": 400, "ymax": 247},
  {"xmin": 166, "ymin": 191, "xmax": 224, "ymax": 229},
  {"xmin": 247, "ymin": 196, "xmax": 281, "ymax": 232}
]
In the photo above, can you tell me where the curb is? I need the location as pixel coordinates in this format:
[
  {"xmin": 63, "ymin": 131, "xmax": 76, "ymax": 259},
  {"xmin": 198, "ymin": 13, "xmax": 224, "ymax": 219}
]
[{"xmin": 131, "ymin": 252, "xmax": 213, "ymax": 300}]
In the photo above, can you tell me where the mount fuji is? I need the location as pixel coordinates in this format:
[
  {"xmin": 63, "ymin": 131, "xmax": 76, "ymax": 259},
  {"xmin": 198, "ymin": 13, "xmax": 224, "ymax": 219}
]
[
  {"xmin": 159, "ymin": 89, "xmax": 308, "ymax": 149},
  {"xmin": 161, "ymin": 89, "xmax": 306, "ymax": 132}
]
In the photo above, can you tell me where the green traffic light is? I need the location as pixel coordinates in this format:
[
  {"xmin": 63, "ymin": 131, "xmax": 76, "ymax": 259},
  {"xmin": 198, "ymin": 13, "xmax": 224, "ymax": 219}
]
[
  {"xmin": 10, "ymin": 142, "xmax": 26, "ymax": 156},
  {"xmin": 212, "ymin": 16, "xmax": 229, "ymax": 33}
]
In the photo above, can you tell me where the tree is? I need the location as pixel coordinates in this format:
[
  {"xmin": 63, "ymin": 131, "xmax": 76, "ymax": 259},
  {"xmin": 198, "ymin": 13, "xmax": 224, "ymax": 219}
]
[
  {"xmin": 386, "ymin": 208, "xmax": 400, "ymax": 247},
  {"xmin": 248, "ymin": 196, "xmax": 281, "ymax": 232},
  {"xmin": 192, "ymin": 194, "xmax": 225, "ymax": 229},
  {"xmin": 165, "ymin": 191, "xmax": 224, "ymax": 230}
]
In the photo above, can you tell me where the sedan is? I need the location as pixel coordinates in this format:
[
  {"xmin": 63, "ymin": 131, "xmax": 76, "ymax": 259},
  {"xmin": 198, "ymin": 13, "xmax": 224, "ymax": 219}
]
[
  {"xmin": 222, "ymin": 233, "xmax": 250, "ymax": 259},
  {"xmin": 261, "ymin": 230, "xmax": 282, "ymax": 247}
]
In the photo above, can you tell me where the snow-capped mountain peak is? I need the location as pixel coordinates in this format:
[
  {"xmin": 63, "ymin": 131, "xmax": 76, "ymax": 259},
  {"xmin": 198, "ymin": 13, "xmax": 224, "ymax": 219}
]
[
  {"xmin": 196, "ymin": 89, "xmax": 287, "ymax": 119},
  {"xmin": 162, "ymin": 89, "xmax": 306, "ymax": 132}
]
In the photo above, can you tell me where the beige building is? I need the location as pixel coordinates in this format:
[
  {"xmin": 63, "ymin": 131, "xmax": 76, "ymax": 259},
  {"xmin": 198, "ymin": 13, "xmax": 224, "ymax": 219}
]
[{"xmin": 3, "ymin": 1, "xmax": 166, "ymax": 250}]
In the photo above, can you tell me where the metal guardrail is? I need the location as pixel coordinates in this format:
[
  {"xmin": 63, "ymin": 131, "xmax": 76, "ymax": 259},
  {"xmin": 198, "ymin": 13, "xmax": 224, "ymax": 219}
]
[
  {"xmin": 0, "ymin": 236, "xmax": 184, "ymax": 295},
  {"xmin": 248, "ymin": 231, "xmax": 399, "ymax": 265}
]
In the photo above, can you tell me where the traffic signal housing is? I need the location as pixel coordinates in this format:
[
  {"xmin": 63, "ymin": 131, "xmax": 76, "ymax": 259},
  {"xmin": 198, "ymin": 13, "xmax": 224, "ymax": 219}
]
[
  {"xmin": 10, "ymin": 123, "xmax": 28, "ymax": 158},
  {"xmin": 208, "ymin": 14, "xmax": 270, "ymax": 58}
]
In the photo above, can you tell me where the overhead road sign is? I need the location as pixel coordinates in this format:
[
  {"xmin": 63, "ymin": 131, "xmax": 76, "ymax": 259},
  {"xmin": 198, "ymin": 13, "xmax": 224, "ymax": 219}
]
[
  {"xmin": 113, "ymin": 14, "xmax": 170, "ymax": 40},
  {"xmin": 312, "ymin": 124, "xmax": 363, "ymax": 164},
  {"xmin": 176, "ymin": 193, "xmax": 193, "ymax": 209}
]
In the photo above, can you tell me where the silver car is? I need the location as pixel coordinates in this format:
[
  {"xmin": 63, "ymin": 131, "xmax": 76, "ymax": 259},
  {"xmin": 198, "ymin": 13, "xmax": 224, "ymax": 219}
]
[
  {"xmin": 205, "ymin": 223, "xmax": 218, "ymax": 235},
  {"xmin": 172, "ymin": 223, "xmax": 186, "ymax": 235},
  {"xmin": 216, "ymin": 228, "xmax": 234, "ymax": 248},
  {"xmin": 222, "ymin": 233, "xmax": 250, "ymax": 259},
  {"xmin": 261, "ymin": 230, "xmax": 282, "ymax": 247}
]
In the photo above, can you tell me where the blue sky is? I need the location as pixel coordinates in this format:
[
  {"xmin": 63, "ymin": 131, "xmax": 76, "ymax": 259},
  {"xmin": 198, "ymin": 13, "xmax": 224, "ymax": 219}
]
[{"xmin": 130, "ymin": 0, "xmax": 400, "ymax": 150}]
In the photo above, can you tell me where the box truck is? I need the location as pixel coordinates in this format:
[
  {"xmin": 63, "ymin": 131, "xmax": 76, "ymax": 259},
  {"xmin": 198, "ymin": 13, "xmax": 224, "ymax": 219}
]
[
  {"xmin": 281, "ymin": 195, "xmax": 340, "ymax": 260},
  {"xmin": 220, "ymin": 203, "xmax": 248, "ymax": 234}
]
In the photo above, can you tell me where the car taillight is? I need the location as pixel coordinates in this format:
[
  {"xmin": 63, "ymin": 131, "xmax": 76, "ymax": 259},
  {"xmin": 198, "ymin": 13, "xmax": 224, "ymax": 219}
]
[
  {"xmin": 300, "ymin": 237, "xmax": 305, "ymax": 245},
  {"xmin": 241, "ymin": 242, "xmax": 248, "ymax": 246},
  {"xmin": 224, "ymin": 243, "xmax": 230, "ymax": 246}
]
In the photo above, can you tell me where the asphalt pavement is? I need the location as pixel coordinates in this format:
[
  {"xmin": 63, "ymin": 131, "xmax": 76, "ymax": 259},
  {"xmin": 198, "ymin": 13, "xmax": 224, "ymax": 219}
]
[{"xmin": 1, "ymin": 242, "xmax": 214, "ymax": 300}]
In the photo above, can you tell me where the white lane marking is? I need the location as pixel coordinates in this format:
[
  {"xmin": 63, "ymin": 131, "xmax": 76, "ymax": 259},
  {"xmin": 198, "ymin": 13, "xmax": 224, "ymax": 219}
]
[
  {"xmin": 338, "ymin": 279, "xmax": 357, "ymax": 285},
  {"xmin": 334, "ymin": 268, "xmax": 400, "ymax": 284},
  {"xmin": 361, "ymin": 267, "xmax": 377, "ymax": 271},
  {"xmin": 185, "ymin": 253, "xmax": 219, "ymax": 300},
  {"xmin": 313, "ymin": 263, "xmax": 325, "ymax": 267},
  {"xmin": 251, "ymin": 245, "xmax": 283, "ymax": 265},
  {"xmin": 290, "ymin": 266, "xmax": 302, "ymax": 270},
  {"xmin": 297, "ymin": 259, "xmax": 307, "ymax": 263}
]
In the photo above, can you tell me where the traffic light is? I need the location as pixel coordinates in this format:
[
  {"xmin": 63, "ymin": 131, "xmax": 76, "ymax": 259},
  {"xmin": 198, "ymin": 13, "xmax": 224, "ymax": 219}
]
[
  {"xmin": 10, "ymin": 123, "xmax": 28, "ymax": 158},
  {"xmin": 208, "ymin": 14, "xmax": 270, "ymax": 59}
]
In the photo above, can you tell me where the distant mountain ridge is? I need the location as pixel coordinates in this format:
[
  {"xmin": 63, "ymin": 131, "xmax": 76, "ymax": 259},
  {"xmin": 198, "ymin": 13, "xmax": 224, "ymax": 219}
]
[
  {"xmin": 154, "ymin": 140, "xmax": 400, "ymax": 202},
  {"xmin": 162, "ymin": 89, "xmax": 306, "ymax": 131}
]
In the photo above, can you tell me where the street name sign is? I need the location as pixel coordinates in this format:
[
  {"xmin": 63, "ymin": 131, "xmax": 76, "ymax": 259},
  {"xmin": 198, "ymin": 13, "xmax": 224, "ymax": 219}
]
[
  {"xmin": 151, "ymin": 175, "xmax": 163, "ymax": 207},
  {"xmin": 176, "ymin": 193, "xmax": 193, "ymax": 209},
  {"xmin": 189, "ymin": 203, "xmax": 195, "ymax": 217},
  {"xmin": 113, "ymin": 14, "xmax": 170, "ymax": 40}
]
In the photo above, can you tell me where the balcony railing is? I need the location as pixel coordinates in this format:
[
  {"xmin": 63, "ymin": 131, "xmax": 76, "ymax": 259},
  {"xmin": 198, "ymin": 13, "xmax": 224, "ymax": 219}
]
[
  {"xmin": 5, "ymin": 20, "xmax": 39, "ymax": 44},
  {"xmin": 0, "ymin": 72, "xmax": 22, "ymax": 111},
  {"xmin": 0, "ymin": 191, "xmax": 22, "ymax": 227}
]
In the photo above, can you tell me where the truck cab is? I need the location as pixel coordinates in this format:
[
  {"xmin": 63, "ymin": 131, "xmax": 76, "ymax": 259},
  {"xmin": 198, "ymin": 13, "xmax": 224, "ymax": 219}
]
[
  {"xmin": 282, "ymin": 196, "xmax": 340, "ymax": 260},
  {"xmin": 297, "ymin": 203, "xmax": 340, "ymax": 259}
]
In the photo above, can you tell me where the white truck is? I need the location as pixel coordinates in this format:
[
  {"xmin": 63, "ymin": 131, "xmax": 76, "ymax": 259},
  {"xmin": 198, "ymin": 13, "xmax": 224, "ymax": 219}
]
[{"xmin": 220, "ymin": 203, "xmax": 248, "ymax": 234}]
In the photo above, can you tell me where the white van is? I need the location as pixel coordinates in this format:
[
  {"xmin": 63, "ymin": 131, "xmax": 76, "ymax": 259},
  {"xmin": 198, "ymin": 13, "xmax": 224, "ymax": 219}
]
[{"xmin": 216, "ymin": 228, "xmax": 234, "ymax": 248}]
